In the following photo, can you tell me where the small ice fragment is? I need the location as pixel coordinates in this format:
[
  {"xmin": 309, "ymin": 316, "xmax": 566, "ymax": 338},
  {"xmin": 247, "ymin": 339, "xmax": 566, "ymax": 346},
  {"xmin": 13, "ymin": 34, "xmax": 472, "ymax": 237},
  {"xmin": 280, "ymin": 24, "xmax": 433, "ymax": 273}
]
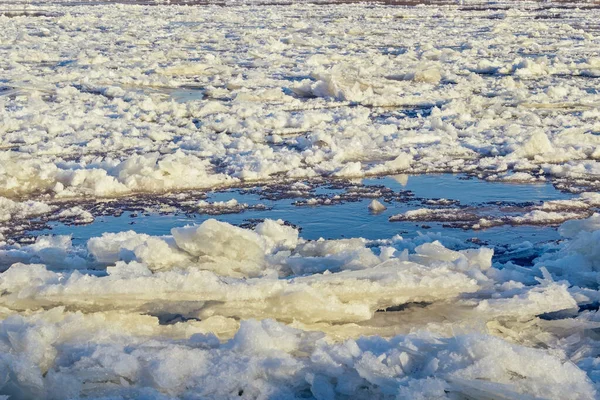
[{"xmin": 368, "ymin": 200, "xmax": 386, "ymax": 212}]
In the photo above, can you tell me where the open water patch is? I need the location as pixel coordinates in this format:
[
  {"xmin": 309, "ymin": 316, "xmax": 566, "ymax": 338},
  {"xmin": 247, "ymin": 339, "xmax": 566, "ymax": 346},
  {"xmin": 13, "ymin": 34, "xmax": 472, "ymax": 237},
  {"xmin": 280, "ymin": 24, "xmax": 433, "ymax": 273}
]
[{"xmin": 22, "ymin": 174, "xmax": 591, "ymax": 265}]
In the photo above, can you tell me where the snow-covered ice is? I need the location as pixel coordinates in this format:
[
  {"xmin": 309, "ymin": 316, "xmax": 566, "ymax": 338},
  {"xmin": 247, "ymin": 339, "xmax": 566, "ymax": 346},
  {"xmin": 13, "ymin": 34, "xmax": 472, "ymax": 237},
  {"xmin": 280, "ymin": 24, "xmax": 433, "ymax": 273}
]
[{"xmin": 1, "ymin": 0, "xmax": 600, "ymax": 398}]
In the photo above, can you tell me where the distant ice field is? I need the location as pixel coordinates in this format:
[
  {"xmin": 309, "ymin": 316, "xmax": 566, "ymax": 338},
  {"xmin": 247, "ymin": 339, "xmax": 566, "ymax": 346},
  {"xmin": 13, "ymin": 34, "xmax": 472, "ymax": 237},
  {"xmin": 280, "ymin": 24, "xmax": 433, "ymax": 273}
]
[{"xmin": 1, "ymin": 1, "xmax": 600, "ymax": 399}]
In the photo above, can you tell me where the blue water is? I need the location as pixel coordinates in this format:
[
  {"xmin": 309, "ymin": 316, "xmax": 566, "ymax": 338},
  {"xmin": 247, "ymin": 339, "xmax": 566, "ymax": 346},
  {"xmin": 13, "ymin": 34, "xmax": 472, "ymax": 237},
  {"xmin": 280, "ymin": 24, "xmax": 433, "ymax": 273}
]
[
  {"xmin": 32, "ymin": 174, "xmax": 574, "ymax": 251},
  {"xmin": 379, "ymin": 174, "xmax": 567, "ymax": 204}
]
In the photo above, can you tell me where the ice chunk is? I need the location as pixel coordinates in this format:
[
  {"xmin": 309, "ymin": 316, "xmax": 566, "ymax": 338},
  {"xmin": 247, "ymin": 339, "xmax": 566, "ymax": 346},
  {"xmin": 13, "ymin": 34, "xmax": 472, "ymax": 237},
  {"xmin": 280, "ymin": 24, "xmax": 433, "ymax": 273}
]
[
  {"xmin": 87, "ymin": 231, "xmax": 152, "ymax": 264},
  {"xmin": 0, "ymin": 197, "xmax": 53, "ymax": 223},
  {"xmin": 512, "ymin": 131, "xmax": 554, "ymax": 159},
  {"xmin": 368, "ymin": 199, "xmax": 386, "ymax": 212},
  {"xmin": 254, "ymin": 219, "xmax": 299, "ymax": 251},
  {"xmin": 332, "ymin": 162, "xmax": 363, "ymax": 178},
  {"xmin": 55, "ymin": 207, "xmax": 94, "ymax": 224},
  {"xmin": 410, "ymin": 67, "xmax": 442, "ymax": 84},
  {"xmin": 509, "ymin": 210, "xmax": 583, "ymax": 225},
  {"xmin": 559, "ymin": 213, "xmax": 600, "ymax": 238},
  {"xmin": 172, "ymin": 219, "xmax": 266, "ymax": 262},
  {"xmin": 475, "ymin": 280, "xmax": 578, "ymax": 319}
]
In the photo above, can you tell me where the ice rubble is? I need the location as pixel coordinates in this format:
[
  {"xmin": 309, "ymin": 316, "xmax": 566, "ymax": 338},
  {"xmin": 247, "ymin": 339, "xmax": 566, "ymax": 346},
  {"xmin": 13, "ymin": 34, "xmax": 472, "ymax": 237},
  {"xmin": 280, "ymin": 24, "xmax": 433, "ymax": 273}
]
[
  {"xmin": 388, "ymin": 195, "xmax": 598, "ymax": 229},
  {"xmin": 0, "ymin": 197, "xmax": 53, "ymax": 224},
  {"xmin": 1, "ymin": 0, "xmax": 600, "ymax": 206},
  {"xmin": 530, "ymin": 214, "xmax": 600, "ymax": 288},
  {"xmin": 193, "ymin": 198, "xmax": 265, "ymax": 214},
  {"xmin": 0, "ymin": 310, "xmax": 595, "ymax": 400},
  {"xmin": 0, "ymin": 217, "xmax": 599, "ymax": 398},
  {"xmin": 0, "ymin": 219, "xmax": 484, "ymax": 323},
  {"xmin": 1, "ymin": 0, "xmax": 600, "ymax": 398}
]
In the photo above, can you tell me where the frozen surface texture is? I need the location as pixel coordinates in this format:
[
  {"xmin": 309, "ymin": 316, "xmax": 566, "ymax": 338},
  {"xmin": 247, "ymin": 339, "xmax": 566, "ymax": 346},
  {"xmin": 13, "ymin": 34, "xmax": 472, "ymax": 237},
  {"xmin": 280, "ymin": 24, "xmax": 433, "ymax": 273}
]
[
  {"xmin": 1, "ymin": 0, "xmax": 600, "ymax": 399},
  {"xmin": 0, "ymin": 217, "xmax": 600, "ymax": 398},
  {"xmin": 1, "ymin": 0, "xmax": 600, "ymax": 202}
]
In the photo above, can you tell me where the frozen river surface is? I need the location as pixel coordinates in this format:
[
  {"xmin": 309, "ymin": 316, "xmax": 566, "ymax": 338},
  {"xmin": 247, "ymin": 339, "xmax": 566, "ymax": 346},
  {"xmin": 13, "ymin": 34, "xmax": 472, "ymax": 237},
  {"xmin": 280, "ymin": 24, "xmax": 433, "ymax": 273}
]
[{"xmin": 1, "ymin": 0, "xmax": 600, "ymax": 399}]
